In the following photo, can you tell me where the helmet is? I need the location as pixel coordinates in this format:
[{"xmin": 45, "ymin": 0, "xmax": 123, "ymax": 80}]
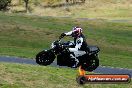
[{"xmin": 72, "ymin": 27, "xmax": 82, "ymax": 38}]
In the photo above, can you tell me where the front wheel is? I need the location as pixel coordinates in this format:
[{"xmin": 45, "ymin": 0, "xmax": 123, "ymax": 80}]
[{"xmin": 36, "ymin": 50, "xmax": 55, "ymax": 65}]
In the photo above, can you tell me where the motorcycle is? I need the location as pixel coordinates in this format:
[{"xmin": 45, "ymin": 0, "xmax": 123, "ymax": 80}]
[{"xmin": 35, "ymin": 37, "xmax": 100, "ymax": 72}]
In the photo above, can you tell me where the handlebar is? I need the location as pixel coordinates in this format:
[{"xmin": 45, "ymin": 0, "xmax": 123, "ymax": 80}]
[
  {"xmin": 55, "ymin": 37, "xmax": 74, "ymax": 48},
  {"xmin": 58, "ymin": 36, "xmax": 62, "ymax": 41}
]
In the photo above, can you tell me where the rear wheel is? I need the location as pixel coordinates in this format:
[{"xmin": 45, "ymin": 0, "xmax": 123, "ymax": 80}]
[
  {"xmin": 36, "ymin": 50, "xmax": 55, "ymax": 65},
  {"xmin": 82, "ymin": 54, "xmax": 99, "ymax": 72}
]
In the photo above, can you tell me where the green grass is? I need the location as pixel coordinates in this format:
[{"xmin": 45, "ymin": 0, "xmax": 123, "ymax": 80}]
[
  {"xmin": 0, "ymin": 12, "xmax": 132, "ymax": 68},
  {"xmin": 0, "ymin": 62, "xmax": 131, "ymax": 88},
  {"xmin": 11, "ymin": 0, "xmax": 132, "ymax": 19}
]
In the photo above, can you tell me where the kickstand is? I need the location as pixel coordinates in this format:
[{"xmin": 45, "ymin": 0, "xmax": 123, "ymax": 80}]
[{"xmin": 78, "ymin": 66, "xmax": 86, "ymax": 76}]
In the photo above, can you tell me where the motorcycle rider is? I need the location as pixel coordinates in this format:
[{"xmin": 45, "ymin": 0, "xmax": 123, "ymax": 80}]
[{"xmin": 59, "ymin": 26, "xmax": 88, "ymax": 67}]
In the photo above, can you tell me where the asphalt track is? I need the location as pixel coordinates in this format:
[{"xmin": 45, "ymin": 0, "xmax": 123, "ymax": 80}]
[{"xmin": 0, "ymin": 56, "xmax": 132, "ymax": 77}]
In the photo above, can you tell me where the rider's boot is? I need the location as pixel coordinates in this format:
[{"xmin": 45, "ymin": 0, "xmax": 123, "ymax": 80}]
[{"xmin": 70, "ymin": 54, "xmax": 79, "ymax": 68}]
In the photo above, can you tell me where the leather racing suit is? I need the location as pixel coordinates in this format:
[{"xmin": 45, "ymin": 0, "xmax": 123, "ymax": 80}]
[{"xmin": 64, "ymin": 31, "xmax": 87, "ymax": 67}]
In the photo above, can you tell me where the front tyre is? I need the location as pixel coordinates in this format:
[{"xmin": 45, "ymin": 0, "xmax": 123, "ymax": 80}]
[{"xmin": 36, "ymin": 50, "xmax": 55, "ymax": 65}]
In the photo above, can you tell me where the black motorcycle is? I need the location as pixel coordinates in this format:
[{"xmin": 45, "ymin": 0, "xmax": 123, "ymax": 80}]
[{"xmin": 35, "ymin": 38, "xmax": 100, "ymax": 72}]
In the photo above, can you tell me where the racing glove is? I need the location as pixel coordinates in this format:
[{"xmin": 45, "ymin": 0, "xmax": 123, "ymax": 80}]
[{"xmin": 59, "ymin": 33, "xmax": 66, "ymax": 39}]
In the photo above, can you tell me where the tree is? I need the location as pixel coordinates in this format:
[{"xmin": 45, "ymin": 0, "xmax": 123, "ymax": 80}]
[
  {"xmin": 23, "ymin": 0, "xmax": 29, "ymax": 12},
  {"xmin": 0, "ymin": 0, "xmax": 11, "ymax": 11}
]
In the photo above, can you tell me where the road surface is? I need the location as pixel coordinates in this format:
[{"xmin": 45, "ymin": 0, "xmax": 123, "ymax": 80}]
[{"xmin": 0, "ymin": 56, "xmax": 132, "ymax": 77}]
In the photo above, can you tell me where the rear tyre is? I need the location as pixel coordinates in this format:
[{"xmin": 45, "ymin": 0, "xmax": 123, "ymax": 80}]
[
  {"xmin": 36, "ymin": 50, "xmax": 55, "ymax": 65},
  {"xmin": 82, "ymin": 54, "xmax": 99, "ymax": 72}
]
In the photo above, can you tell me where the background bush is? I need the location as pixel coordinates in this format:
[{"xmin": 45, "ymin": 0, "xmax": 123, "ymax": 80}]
[
  {"xmin": 44, "ymin": 0, "xmax": 62, "ymax": 5},
  {"xmin": 0, "ymin": 0, "xmax": 11, "ymax": 10}
]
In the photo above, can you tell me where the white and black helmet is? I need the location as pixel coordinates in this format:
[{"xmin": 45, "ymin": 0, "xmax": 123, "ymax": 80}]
[{"xmin": 72, "ymin": 26, "xmax": 82, "ymax": 37}]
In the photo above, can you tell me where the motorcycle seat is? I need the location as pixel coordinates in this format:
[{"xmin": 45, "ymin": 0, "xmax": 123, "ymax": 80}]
[{"xmin": 87, "ymin": 46, "xmax": 100, "ymax": 52}]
